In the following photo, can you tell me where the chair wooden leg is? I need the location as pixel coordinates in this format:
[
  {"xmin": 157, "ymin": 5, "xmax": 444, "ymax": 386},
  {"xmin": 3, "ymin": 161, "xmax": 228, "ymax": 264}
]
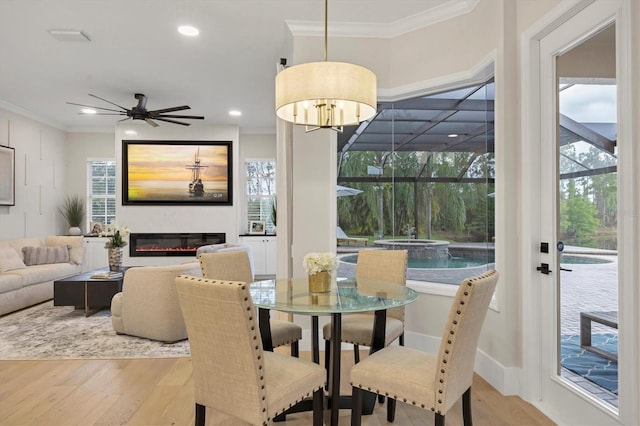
[
  {"xmin": 353, "ymin": 344, "xmax": 360, "ymax": 363},
  {"xmin": 400, "ymin": 333, "xmax": 405, "ymax": 346},
  {"xmin": 435, "ymin": 412, "xmax": 445, "ymax": 426},
  {"xmin": 291, "ymin": 341, "xmax": 299, "ymax": 357},
  {"xmin": 324, "ymin": 339, "xmax": 330, "ymax": 390},
  {"xmin": 312, "ymin": 388, "xmax": 324, "ymax": 426},
  {"xmin": 378, "ymin": 393, "xmax": 386, "ymax": 403},
  {"xmin": 195, "ymin": 403, "xmax": 205, "ymax": 426},
  {"xmin": 462, "ymin": 387, "xmax": 472, "ymax": 426},
  {"xmin": 351, "ymin": 387, "xmax": 363, "ymax": 426},
  {"xmin": 387, "ymin": 397, "xmax": 396, "ymax": 422}
]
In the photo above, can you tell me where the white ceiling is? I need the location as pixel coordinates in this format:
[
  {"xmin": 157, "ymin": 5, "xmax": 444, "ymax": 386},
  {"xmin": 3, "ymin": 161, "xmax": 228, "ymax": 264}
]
[{"xmin": 0, "ymin": 0, "xmax": 476, "ymax": 134}]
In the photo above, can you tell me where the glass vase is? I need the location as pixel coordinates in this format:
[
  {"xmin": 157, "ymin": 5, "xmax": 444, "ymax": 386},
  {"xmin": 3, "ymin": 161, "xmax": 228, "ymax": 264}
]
[{"xmin": 308, "ymin": 270, "xmax": 331, "ymax": 293}]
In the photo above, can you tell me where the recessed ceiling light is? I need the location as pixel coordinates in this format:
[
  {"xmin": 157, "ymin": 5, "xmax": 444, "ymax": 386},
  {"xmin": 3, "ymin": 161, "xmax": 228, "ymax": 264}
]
[
  {"xmin": 229, "ymin": 110, "xmax": 242, "ymax": 117},
  {"xmin": 448, "ymin": 133, "xmax": 458, "ymax": 138},
  {"xmin": 81, "ymin": 108, "xmax": 97, "ymax": 115},
  {"xmin": 178, "ymin": 25, "xmax": 199, "ymax": 37},
  {"xmin": 124, "ymin": 130, "xmax": 138, "ymax": 136}
]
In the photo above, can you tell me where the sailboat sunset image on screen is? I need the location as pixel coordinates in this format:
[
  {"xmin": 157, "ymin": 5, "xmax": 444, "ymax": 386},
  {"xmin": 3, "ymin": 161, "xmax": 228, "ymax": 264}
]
[
  {"xmin": 122, "ymin": 140, "xmax": 233, "ymax": 205},
  {"xmin": 187, "ymin": 148, "xmax": 207, "ymax": 196}
]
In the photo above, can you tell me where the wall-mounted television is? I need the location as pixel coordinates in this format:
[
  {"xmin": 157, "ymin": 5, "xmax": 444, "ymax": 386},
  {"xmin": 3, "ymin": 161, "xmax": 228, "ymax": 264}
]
[{"xmin": 122, "ymin": 140, "xmax": 233, "ymax": 205}]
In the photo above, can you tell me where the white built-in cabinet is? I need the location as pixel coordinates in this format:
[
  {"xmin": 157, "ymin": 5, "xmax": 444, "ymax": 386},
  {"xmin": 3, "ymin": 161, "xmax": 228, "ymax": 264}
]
[
  {"xmin": 82, "ymin": 237, "xmax": 110, "ymax": 272},
  {"xmin": 239, "ymin": 235, "xmax": 277, "ymax": 276}
]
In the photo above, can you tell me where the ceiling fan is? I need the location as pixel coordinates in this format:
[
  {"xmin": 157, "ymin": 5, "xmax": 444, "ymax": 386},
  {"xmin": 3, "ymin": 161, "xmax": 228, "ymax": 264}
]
[{"xmin": 67, "ymin": 93, "xmax": 205, "ymax": 127}]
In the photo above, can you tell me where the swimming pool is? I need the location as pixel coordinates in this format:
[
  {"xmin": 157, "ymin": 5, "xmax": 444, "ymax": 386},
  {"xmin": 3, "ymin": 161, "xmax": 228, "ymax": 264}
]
[
  {"xmin": 337, "ymin": 245, "xmax": 496, "ymax": 285},
  {"xmin": 340, "ymin": 253, "xmax": 495, "ymax": 269}
]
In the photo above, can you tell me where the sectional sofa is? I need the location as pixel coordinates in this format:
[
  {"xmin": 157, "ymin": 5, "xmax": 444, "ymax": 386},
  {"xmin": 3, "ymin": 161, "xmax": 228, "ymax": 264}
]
[{"xmin": 0, "ymin": 236, "xmax": 85, "ymax": 316}]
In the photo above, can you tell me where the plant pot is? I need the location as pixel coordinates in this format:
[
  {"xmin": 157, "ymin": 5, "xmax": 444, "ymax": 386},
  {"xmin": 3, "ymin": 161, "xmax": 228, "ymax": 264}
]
[
  {"xmin": 108, "ymin": 247, "xmax": 123, "ymax": 272},
  {"xmin": 308, "ymin": 270, "xmax": 331, "ymax": 293},
  {"xmin": 68, "ymin": 227, "xmax": 82, "ymax": 236}
]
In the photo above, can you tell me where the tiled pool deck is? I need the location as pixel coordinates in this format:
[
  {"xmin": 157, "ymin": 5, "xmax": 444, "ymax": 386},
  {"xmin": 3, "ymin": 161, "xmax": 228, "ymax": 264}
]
[{"xmin": 559, "ymin": 247, "xmax": 618, "ymax": 407}]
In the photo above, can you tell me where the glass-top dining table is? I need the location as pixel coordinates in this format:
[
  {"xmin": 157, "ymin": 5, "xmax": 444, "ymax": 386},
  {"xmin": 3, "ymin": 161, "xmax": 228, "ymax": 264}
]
[{"xmin": 250, "ymin": 277, "xmax": 418, "ymax": 425}]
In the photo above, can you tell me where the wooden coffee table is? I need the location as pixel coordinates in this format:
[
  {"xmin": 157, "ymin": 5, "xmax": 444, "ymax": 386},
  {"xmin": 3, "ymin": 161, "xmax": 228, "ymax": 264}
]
[{"xmin": 54, "ymin": 268, "xmax": 126, "ymax": 316}]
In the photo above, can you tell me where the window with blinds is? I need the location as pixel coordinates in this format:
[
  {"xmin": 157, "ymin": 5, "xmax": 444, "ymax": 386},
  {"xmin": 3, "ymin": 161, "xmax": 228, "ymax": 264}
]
[
  {"xmin": 246, "ymin": 160, "xmax": 276, "ymax": 233},
  {"xmin": 87, "ymin": 160, "xmax": 116, "ymax": 226}
]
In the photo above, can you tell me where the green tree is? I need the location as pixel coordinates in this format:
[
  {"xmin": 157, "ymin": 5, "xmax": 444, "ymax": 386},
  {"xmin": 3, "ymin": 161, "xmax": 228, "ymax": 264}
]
[{"xmin": 560, "ymin": 179, "xmax": 600, "ymax": 247}]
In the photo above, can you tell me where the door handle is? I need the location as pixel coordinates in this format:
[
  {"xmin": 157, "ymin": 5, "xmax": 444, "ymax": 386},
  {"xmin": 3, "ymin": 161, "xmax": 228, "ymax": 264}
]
[{"xmin": 536, "ymin": 263, "xmax": 552, "ymax": 274}]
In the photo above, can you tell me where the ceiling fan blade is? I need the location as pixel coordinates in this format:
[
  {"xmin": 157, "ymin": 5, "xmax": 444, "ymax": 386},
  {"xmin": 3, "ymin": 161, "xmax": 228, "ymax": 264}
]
[
  {"xmin": 88, "ymin": 94, "xmax": 129, "ymax": 110},
  {"xmin": 148, "ymin": 105, "xmax": 191, "ymax": 114},
  {"xmin": 156, "ymin": 114, "xmax": 204, "ymax": 120},
  {"xmin": 118, "ymin": 117, "xmax": 132, "ymax": 122},
  {"xmin": 92, "ymin": 113, "xmax": 127, "ymax": 116},
  {"xmin": 66, "ymin": 102, "xmax": 124, "ymax": 113},
  {"xmin": 145, "ymin": 118, "xmax": 159, "ymax": 127},
  {"xmin": 154, "ymin": 117, "xmax": 191, "ymax": 126}
]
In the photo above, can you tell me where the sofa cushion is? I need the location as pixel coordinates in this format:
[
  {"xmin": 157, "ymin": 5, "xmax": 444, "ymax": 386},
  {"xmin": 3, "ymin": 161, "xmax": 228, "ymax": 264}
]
[
  {"xmin": 45, "ymin": 236, "xmax": 84, "ymax": 265},
  {"xmin": 22, "ymin": 245, "xmax": 70, "ymax": 266},
  {"xmin": 0, "ymin": 248, "xmax": 27, "ymax": 272},
  {"xmin": 4, "ymin": 238, "xmax": 42, "ymax": 261},
  {"xmin": 10, "ymin": 263, "xmax": 79, "ymax": 286},
  {"xmin": 0, "ymin": 273, "xmax": 23, "ymax": 294}
]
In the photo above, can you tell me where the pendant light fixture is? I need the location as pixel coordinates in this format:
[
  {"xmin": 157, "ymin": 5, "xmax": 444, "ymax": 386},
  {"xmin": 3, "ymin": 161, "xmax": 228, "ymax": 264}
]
[{"xmin": 274, "ymin": 0, "xmax": 377, "ymax": 132}]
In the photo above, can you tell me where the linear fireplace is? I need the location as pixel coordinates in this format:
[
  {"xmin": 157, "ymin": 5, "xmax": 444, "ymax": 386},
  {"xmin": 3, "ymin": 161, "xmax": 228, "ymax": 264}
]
[{"xmin": 129, "ymin": 232, "xmax": 225, "ymax": 257}]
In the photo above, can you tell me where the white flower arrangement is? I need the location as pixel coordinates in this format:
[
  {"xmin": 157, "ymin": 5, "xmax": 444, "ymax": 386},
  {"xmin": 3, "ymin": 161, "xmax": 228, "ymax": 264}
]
[
  {"xmin": 101, "ymin": 225, "xmax": 130, "ymax": 248},
  {"xmin": 303, "ymin": 252, "xmax": 338, "ymax": 275}
]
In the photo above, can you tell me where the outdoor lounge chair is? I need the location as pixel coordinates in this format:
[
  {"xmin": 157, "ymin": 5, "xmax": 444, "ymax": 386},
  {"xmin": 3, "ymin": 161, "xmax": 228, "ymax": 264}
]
[{"xmin": 337, "ymin": 226, "xmax": 368, "ymax": 247}]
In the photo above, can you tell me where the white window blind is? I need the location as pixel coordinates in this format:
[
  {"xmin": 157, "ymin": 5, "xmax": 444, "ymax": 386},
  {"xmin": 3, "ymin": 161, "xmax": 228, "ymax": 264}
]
[{"xmin": 87, "ymin": 160, "xmax": 116, "ymax": 226}]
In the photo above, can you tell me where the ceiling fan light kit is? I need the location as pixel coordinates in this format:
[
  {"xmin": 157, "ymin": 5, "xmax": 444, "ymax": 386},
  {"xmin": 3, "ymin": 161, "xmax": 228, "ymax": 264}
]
[{"xmin": 274, "ymin": 0, "xmax": 377, "ymax": 132}]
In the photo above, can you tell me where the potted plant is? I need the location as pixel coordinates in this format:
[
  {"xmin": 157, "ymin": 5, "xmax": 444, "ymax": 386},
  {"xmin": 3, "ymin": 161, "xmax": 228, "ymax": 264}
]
[
  {"xmin": 59, "ymin": 194, "xmax": 85, "ymax": 235},
  {"xmin": 103, "ymin": 225, "xmax": 130, "ymax": 272}
]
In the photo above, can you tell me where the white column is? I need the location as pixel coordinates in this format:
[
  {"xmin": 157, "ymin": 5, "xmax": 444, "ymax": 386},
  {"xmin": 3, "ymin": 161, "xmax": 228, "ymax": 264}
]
[{"xmin": 290, "ymin": 126, "xmax": 337, "ymax": 277}]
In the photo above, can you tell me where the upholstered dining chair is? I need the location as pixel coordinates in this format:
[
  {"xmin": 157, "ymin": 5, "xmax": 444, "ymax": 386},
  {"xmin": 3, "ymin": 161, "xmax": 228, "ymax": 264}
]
[
  {"xmin": 349, "ymin": 269, "xmax": 499, "ymax": 426},
  {"xmin": 322, "ymin": 249, "xmax": 408, "ymax": 367},
  {"xmin": 199, "ymin": 249, "xmax": 303, "ymax": 356},
  {"xmin": 175, "ymin": 275, "xmax": 325, "ymax": 426}
]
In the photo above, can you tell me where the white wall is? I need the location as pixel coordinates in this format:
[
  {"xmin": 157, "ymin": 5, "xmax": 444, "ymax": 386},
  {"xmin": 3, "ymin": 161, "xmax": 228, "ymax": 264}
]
[
  {"xmin": 65, "ymin": 131, "xmax": 117, "ymax": 232},
  {"xmin": 238, "ymin": 133, "xmax": 277, "ymax": 234},
  {"xmin": 0, "ymin": 107, "xmax": 69, "ymax": 239},
  {"xmin": 114, "ymin": 123, "xmax": 242, "ymax": 266}
]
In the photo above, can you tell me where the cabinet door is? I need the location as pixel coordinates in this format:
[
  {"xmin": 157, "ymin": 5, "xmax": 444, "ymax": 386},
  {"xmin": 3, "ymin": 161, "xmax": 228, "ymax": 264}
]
[
  {"xmin": 240, "ymin": 238, "xmax": 267, "ymax": 275},
  {"xmin": 264, "ymin": 237, "xmax": 277, "ymax": 275},
  {"xmin": 83, "ymin": 238, "xmax": 109, "ymax": 272}
]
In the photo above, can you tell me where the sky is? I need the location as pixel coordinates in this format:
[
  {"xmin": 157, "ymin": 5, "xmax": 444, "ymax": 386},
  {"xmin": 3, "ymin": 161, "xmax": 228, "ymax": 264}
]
[{"xmin": 559, "ymin": 84, "xmax": 616, "ymax": 123}]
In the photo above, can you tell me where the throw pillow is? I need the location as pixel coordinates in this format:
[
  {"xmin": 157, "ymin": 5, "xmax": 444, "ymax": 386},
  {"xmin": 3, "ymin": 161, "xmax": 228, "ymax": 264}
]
[
  {"xmin": 0, "ymin": 248, "xmax": 27, "ymax": 272},
  {"xmin": 22, "ymin": 245, "xmax": 71, "ymax": 266}
]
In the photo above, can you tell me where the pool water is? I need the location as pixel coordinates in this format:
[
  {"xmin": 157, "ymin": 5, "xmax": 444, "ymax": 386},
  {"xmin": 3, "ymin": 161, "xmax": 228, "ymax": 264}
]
[
  {"xmin": 341, "ymin": 253, "xmax": 494, "ymax": 269},
  {"xmin": 560, "ymin": 254, "xmax": 613, "ymax": 264}
]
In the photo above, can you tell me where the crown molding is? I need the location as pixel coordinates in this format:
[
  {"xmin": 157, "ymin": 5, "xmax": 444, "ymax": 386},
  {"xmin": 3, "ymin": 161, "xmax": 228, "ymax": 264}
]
[
  {"xmin": 0, "ymin": 99, "xmax": 66, "ymax": 131},
  {"xmin": 286, "ymin": 0, "xmax": 479, "ymax": 38},
  {"xmin": 377, "ymin": 50, "xmax": 495, "ymax": 102}
]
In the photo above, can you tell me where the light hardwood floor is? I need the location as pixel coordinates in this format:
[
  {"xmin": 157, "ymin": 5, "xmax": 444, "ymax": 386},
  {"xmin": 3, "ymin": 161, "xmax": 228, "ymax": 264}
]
[{"xmin": 0, "ymin": 351, "xmax": 554, "ymax": 426}]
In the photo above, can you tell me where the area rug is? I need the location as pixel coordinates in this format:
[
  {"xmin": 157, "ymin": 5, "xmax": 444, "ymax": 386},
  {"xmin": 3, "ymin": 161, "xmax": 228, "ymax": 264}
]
[
  {"xmin": 561, "ymin": 333, "xmax": 618, "ymax": 394},
  {"xmin": 0, "ymin": 301, "xmax": 190, "ymax": 360}
]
